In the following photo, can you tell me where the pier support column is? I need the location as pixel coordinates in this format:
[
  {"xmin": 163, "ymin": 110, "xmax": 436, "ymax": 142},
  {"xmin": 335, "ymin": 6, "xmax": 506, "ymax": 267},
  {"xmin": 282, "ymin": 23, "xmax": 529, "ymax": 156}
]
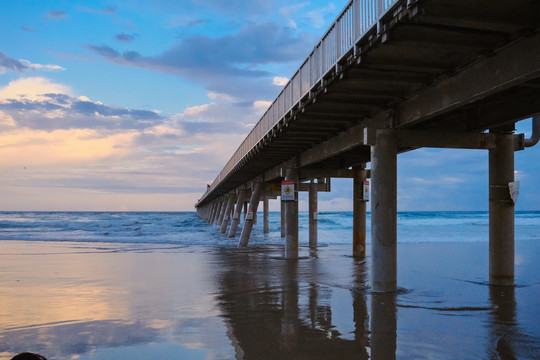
[
  {"xmin": 217, "ymin": 197, "xmax": 227, "ymax": 226},
  {"xmin": 228, "ymin": 190, "xmax": 247, "ymax": 238},
  {"xmin": 285, "ymin": 168, "xmax": 299, "ymax": 259},
  {"xmin": 213, "ymin": 199, "xmax": 223, "ymax": 226},
  {"xmin": 308, "ymin": 180, "xmax": 318, "ymax": 248},
  {"xmin": 220, "ymin": 193, "xmax": 236, "ymax": 234},
  {"xmin": 253, "ymin": 207, "xmax": 257, "ymax": 225},
  {"xmin": 263, "ymin": 196, "xmax": 270, "ymax": 233},
  {"xmin": 238, "ymin": 183, "xmax": 263, "ymax": 247},
  {"xmin": 209, "ymin": 201, "xmax": 218, "ymax": 224},
  {"xmin": 371, "ymin": 129, "xmax": 397, "ymax": 292},
  {"xmin": 353, "ymin": 165, "xmax": 367, "ymax": 258},
  {"xmin": 218, "ymin": 198, "xmax": 226, "ymax": 225},
  {"xmin": 281, "ymin": 199, "xmax": 286, "ymax": 238},
  {"xmin": 489, "ymin": 133, "xmax": 515, "ymax": 286}
]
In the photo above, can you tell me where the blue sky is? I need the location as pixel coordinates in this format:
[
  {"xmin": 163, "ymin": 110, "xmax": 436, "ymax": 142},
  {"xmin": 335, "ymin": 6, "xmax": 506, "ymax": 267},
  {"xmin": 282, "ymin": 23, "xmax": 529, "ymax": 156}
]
[{"xmin": 0, "ymin": 1, "xmax": 538, "ymax": 211}]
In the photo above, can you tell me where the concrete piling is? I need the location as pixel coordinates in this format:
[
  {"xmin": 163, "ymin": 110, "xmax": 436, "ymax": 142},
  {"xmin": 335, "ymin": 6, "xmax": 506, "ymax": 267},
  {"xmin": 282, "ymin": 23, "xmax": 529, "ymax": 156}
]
[
  {"xmin": 353, "ymin": 165, "xmax": 367, "ymax": 258},
  {"xmin": 238, "ymin": 183, "xmax": 263, "ymax": 247},
  {"xmin": 217, "ymin": 197, "xmax": 227, "ymax": 226},
  {"xmin": 263, "ymin": 196, "xmax": 270, "ymax": 233},
  {"xmin": 209, "ymin": 201, "xmax": 218, "ymax": 224},
  {"xmin": 213, "ymin": 199, "xmax": 224, "ymax": 226},
  {"xmin": 489, "ymin": 133, "xmax": 515, "ymax": 286},
  {"xmin": 281, "ymin": 199, "xmax": 286, "ymax": 238},
  {"xmin": 220, "ymin": 193, "xmax": 236, "ymax": 234},
  {"xmin": 284, "ymin": 169, "xmax": 299, "ymax": 259},
  {"xmin": 228, "ymin": 190, "xmax": 247, "ymax": 238},
  {"xmin": 370, "ymin": 129, "xmax": 397, "ymax": 292},
  {"xmin": 308, "ymin": 180, "xmax": 317, "ymax": 248}
]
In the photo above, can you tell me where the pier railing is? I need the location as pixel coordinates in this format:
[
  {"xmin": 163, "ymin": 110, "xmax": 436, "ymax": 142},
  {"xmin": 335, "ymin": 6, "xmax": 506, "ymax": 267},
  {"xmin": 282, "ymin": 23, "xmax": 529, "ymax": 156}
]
[{"xmin": 201, "ymin": 0, "xmax": 398, "ymax": 202}]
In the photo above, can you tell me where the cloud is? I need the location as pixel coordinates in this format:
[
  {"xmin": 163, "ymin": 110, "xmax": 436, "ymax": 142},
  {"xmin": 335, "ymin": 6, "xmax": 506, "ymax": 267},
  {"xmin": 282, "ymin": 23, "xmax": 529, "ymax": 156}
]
[
  {"xmin": 114, "ymin": 33, "xmax": 137, "ymax": 43},
  {"xmin": 0, "ymin": 77, "xmax": 72, "ymax": 100},
  {"xmin": 407, "ymin": 176, "xmax": 465, "ymax": 186},
  {"xmin": 0, "ymin": 128, "xmax": 136, "ymax": 166},
  {"xmin": 84, "ymin": 21, "xmax": 317, "ymax": 100},
  {"xmin": 168, "ymin": 17, "xmax": 209, "ymax": 28},
  {"xmin": 19, "ymin": 59, "xmax": 65, "ymax": 72},
  {"xmin": 0, "ymin": 77, "xmax": 249, "ymax": 209},
  {"xmin": 46, "ymin": 10, "xmax": 68, "ymax": 19},
  {"xmin": 101, "ymin": 5, "xmax": 118, "ymax": 14},
  {"xmin": 306, "ymin": 3, "xmax": 336, "ymax": 28},
  {"xmin": 187, "ymin": 0, "xmax": 272, "ymax": 15},
  {"xmin": 318, "ymin": 197, "xmax": 353, "ymax": 211},
  {"xmin": 182, "ymin": 103, "xmax": 213, "ymax": 118},
  {"xmin": 55, "ymin": 52, "xmax": 97, "ymax": 61},
  {"xmin": 207, "ymin": 92, "xmax": 236, "ymax": 102},
  {"xmin": 0, "ymin": 52, "xmax": 65, "ymax": 74},
  {"xmin": 0, "ymin": 52, "xmax": 29, "ymax": 73},
  {"xmin": 21, "ymin": 27, "xmax": 37, "ymax": 33},
  {"xmin": 279, "ymin": 2, "xmax": 310, "ymax": 29},
  {"xmin": 0, "ymin": 78, "xmax": 161, "ymax": 131},
  {"xmin": 175, "ymin": 102, "xmax": 255, "ymax": 135},
  {"xmin": 253, "ymin": 100, "xmax": 271, "ymax": 113},
  {"xmin": 272, "ymin": 76, "xmax": 289, "ymax": 86},
  {"xmin": 82, "ymin": 5, "xmax": 117, "ymax": 14}
]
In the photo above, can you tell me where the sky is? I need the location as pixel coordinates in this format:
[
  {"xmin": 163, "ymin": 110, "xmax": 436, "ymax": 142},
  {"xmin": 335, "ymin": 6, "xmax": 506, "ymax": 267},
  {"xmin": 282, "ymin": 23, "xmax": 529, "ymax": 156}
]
[{"xmin": 0, "ymin": 0, "xmax": 539, "ymax": 212}]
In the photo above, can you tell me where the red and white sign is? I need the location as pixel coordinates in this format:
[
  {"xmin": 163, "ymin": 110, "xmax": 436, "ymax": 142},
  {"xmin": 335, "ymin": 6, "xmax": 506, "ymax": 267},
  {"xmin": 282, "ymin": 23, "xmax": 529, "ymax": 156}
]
[
  {"xmin": 281, "ymin": 180, "xmax": 295, "ymax": 201},
  {"xmin": 363, "ymin": 180, "xmax": 370, "ymax": 201}
]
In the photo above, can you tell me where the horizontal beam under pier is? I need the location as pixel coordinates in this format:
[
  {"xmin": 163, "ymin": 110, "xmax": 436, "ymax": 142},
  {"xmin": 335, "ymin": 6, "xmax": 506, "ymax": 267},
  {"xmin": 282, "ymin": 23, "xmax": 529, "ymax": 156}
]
[
  {"xmin": 364, "ymin": 128, "xmax": 525, "ymax": 150},
  {"xmin": 396, "ymin": 31, "xmax": 540, "ymax": 127}
]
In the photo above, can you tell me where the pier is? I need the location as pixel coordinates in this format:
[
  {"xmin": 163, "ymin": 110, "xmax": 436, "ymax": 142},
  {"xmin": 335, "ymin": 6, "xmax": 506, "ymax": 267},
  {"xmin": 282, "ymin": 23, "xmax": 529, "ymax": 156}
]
[{"xmin": 196, "ymin": 0, "xmax": 540, "ymax": 292}]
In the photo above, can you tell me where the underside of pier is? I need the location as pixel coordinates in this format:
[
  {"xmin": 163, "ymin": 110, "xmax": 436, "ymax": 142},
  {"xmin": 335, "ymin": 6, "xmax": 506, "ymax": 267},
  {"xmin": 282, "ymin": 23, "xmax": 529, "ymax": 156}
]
[{"xmin": 195, "ymin": 0, "xmax": 540, "ymax": 292}]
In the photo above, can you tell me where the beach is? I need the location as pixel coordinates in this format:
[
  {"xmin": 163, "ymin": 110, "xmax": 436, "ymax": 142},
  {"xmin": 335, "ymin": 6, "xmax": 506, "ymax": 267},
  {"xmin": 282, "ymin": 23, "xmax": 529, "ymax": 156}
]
[{"xmin": 1, "ymin": 237, "xmax": 539, "ymax": 360}]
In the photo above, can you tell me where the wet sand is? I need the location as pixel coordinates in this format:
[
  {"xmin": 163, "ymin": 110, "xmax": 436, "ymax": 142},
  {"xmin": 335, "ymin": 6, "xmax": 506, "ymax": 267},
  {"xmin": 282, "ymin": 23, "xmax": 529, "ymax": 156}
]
[{"xmin": 1, "ymin": 240, "xmax": 539, "ymax": 359}]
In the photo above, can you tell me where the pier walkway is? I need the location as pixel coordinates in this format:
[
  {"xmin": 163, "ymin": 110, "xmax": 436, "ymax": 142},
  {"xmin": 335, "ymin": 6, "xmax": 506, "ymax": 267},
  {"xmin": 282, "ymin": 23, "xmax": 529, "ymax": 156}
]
[{"xmin": 195, "ymin": 0, "xmax": 540, "ymax": 292}]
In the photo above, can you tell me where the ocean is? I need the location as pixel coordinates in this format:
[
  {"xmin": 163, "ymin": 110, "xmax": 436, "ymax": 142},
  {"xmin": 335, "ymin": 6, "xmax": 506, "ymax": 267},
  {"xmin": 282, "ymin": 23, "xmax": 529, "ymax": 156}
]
[{"xmin": 1, "ymin": 210, "xmax": 539, "ymax": 245}]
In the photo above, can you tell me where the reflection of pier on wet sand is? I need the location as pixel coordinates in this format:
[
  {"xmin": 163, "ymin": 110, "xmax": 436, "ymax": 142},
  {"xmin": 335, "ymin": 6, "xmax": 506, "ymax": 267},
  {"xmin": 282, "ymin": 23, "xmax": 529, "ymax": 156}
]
[
  {"xmin": 1, "ymin": 241, "xmax": 539, "ymax": 359},
  {"xmin": 212, "ymin": 242, "xmax": 540, "ymax": 360}
]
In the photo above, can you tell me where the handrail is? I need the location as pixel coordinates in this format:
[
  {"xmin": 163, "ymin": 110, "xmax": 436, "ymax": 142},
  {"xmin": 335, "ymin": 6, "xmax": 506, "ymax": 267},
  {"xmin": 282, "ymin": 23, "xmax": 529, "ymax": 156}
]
[{"xmin": 199, "ymin": 0, "xmax": 399, "ymax": 204}]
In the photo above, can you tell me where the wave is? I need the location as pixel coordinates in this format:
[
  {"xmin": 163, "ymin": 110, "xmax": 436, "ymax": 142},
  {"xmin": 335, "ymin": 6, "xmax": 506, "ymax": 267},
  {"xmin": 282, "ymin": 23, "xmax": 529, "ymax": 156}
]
[{"xmin": 0, "ymin": 211, "xmax": 539, "ymax": 245}]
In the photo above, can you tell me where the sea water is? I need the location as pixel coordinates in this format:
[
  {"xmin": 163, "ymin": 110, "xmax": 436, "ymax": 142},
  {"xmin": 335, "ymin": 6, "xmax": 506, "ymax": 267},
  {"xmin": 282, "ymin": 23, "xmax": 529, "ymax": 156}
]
[
  {"xmin": 1, "ymin": 211, "xmax": 540, "ymax": 360},
  {"xmin": 0, "ymin": 211, "xmax": 539, "ymax": 245}
]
